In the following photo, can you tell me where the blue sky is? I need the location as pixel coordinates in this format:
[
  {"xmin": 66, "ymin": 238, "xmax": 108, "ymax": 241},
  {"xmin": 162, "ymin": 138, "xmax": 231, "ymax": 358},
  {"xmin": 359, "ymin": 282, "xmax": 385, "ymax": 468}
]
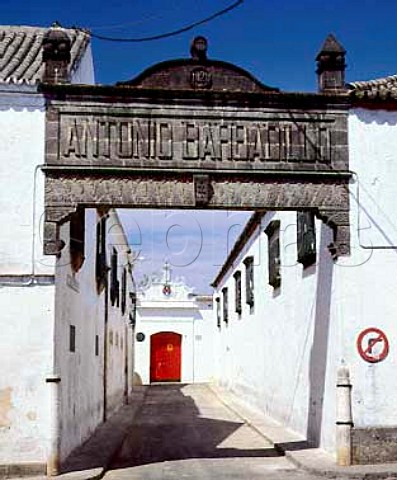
[
  {"xmin": 118, "ymin": 210, "xmax": 251, "ymax": 292},
  {"xmin": 3, "ymin": 0, "xmax": 397, "ymax": 89},
  {"xmin": 4, "ymin": 0, "xmax": 397, "ymax": 292}
]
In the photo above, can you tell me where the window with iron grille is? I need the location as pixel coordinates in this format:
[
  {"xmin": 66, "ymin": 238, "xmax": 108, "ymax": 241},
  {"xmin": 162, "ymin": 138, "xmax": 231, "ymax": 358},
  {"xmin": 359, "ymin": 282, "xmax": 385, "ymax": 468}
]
[
  {"xmin": 243, "ymin": 256, "xmax": 254, "ymax": 308},
  {"xmin": 234, "ymin": 271, "xmax": 242, "ymax": 315},
  {"xmin": 110, "ymin": 248, "xmax": 120, "ymax": 307},
  {"xmin": 216, "ymin": 297, "xmax": 221, "ymax": 329},
  {"xmin": 95, "ymin": 215, "xmax": 107, "ymax": 292},
  {"xmin": 69, "ymin": 325, "xmax": 76, "ymax": 353},
  {"xmin": 297, "ymin": 211, "xmax": 316, "ymax": 268},
  {"xmin": 70, "ymin": 209, "xmax": 85, "ymax": 273},
  {"xmin": 121, "ymin": 268, "xmax": 127, "ymax": 315},
  {"xmin": 265, "ymin": 220, "xmax": 281, "ymax": 289},
  {"xmin": 222, "ymin": 287, "xmax": 228, "ymax": 324}
]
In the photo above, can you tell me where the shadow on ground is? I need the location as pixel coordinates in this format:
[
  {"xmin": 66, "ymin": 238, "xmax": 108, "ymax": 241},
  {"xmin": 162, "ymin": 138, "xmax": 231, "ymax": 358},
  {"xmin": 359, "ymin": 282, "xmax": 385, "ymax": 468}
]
[{"xmin": 110, "ymin": 384, "xmax": 280, "ymax": 470}]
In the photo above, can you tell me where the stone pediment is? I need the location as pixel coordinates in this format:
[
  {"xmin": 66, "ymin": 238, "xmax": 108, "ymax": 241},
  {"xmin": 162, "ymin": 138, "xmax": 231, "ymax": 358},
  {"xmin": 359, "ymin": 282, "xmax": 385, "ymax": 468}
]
[{"xmin": 117, "ymin": 37, "xmax": 278, "ymax": 94}]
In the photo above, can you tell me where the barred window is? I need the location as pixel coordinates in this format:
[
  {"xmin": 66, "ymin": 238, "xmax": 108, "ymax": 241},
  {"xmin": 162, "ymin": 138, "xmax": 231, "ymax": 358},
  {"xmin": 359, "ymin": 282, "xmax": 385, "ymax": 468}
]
[
  {"xmin": 69, "ymin": 325, "xmax": 76, "ymax": 353},
  {"xmin": 234, "ymin": 271, "xmax": 242, "ymax": 315},
  {"xmin": 297, "ymin": 211, "xmax": 316, "ymax": 267},
  {"xmin": 216, "ymin": 297, "xmax": 221, "ymax": 329},
  {"xmin": 243, "ymin": 256, "xmax": 254, "ymax": 308},
  {"xmin": 222, "ymin": 287, "xmax": 228, "ymax": 325},
  {"xmin": 121, "ymin": 268, "xmax": 127, "ymax": 315},
  {"xmin": 110, "ymin": 248, "xmax": 120, "ymax": 307},
  {"xmin": 265, "ymin": 220, "xmax": 281, "ymax": 289}
]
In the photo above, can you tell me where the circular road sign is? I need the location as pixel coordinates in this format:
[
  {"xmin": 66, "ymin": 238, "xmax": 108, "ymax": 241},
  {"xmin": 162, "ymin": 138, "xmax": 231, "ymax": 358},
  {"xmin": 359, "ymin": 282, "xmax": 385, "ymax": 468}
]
[{"xmin": 357, "ymin": 327, "xmax": 389, "ymax": 363}]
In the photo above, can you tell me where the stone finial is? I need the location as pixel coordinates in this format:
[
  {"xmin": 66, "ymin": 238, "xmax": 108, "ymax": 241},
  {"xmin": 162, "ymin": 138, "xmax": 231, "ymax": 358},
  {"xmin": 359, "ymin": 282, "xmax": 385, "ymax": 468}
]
[
  {"xmin": 190, "ymin": 36, "xmax": 208, "ymax": 61},
  {"xmin": 316, "ymin": 34, "xmax": 346, "ymax": 93},
  {"xmin": 42, "ymin": 22, "xmax": 72, "ymax": 84}
]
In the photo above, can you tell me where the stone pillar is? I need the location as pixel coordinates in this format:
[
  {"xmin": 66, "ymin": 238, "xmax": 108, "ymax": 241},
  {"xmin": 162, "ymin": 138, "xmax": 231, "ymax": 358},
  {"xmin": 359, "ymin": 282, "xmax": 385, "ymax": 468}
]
[
  {"xmin": 46, "ymin": 374, "xmax": 61, "ymax": 476},
  {"xmin": 336, "ymin": 365, "xmax": 353, "ymax": 466},
  {"xmin": 316, "ymin": 34, "xmax": 346, "ymax": 93},
  {"xmin": 42, "ymin": 22, "xmax": 71, "ymax": 84}
]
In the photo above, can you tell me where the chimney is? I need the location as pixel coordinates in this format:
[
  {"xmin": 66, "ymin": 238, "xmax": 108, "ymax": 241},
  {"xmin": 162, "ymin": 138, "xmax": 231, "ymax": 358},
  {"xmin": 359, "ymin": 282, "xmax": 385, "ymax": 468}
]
[
  {"xmin": 316, "ymin": 34, "xmax": 346, "ymax": 93},
  {"xmin": 42, "ymin": 22, "xmax": 71, "ymax": 84}
]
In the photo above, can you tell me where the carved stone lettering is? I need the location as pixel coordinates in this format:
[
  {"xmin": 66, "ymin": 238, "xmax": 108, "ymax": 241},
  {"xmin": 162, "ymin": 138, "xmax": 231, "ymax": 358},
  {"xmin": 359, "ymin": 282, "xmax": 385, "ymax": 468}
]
[{"xmin": 56, "ymin": 113, "xmax": 345, "ymax": 170}]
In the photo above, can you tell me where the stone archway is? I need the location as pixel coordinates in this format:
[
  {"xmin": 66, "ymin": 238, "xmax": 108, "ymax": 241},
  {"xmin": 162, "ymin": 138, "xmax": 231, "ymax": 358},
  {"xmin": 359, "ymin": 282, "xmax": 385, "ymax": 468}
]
[{"xmin": 41, "ymin": 36, "xmax": 351, "ymax": 257}]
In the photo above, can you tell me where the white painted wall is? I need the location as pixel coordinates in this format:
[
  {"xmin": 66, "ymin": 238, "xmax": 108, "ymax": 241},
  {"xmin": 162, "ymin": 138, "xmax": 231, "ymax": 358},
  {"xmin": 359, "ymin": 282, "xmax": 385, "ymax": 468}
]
[
  {"xmin": 0, "ymin": 89, "xmax": 54, "ymax": 466},
  {"xmin": 213, "ymin": 212, "xmax": 336, "ymax": 451},
  {"xmin": 0, "ymin": 41, "xmax": 96, "ymax": 466},
  {"xmin": 0, "ymin": 284, "xmax": 54, "ymax": 464},
  {"xmin": 337, "ymin": 109, "xmax": 397, "ymax": 429},
  {"xmin": 213, "ymin": 107, "xmax": 397, "ymax": 458},
  {"xmin": 193, "ymin": 298, "xmax": 215, "ymax": 383},
  {"xmin": 55, "ymin": 209, "xmax": 134, "ymax": 462}
]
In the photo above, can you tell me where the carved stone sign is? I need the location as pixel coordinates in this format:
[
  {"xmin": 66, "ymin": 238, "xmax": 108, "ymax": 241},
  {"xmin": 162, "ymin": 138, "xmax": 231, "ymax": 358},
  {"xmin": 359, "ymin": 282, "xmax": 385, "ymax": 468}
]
[
  {"xmin": 42, "ymin": 46, "xmax": 351, "ymax": 259},
  {"xmin": 49, "ymin": 107, "xmax": 348, "ymax": 172}
]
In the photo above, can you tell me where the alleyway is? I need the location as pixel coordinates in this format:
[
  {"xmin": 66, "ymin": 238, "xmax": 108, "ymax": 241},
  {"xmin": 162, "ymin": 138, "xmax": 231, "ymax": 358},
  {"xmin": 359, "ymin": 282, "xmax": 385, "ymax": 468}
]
[{"xmin": 104, "ymin": 384, "xmax": 318, "ymax": 480}]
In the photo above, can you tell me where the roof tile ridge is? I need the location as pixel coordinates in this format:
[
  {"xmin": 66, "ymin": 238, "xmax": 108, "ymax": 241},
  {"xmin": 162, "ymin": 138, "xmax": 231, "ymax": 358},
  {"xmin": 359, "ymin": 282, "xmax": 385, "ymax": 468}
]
[{"xmin": 0, "ymin": 32, "xmax": 24, "ymax": 78}]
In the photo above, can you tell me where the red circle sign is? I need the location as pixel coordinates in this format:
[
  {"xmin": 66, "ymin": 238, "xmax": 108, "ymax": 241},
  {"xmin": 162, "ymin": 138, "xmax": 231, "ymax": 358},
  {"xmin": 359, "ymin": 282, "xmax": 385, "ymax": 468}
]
[{"xmin": 357, "ymin": 327, "xmax": 389, "ymax": 363}]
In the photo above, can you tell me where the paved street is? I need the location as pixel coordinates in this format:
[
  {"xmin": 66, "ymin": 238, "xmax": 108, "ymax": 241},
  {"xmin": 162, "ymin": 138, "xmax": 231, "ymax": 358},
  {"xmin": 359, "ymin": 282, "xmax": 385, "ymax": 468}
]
[{"xmin": 104, "ymin": 384, "xmax": 319, "ymax": 480}]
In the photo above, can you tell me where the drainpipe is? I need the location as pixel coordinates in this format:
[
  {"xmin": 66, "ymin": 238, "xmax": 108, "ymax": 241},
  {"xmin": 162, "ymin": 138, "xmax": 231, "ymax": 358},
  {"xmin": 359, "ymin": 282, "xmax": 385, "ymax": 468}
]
[
  {"xmin": 336, "ymin": 365, "xmax": 353, "ymax": 466},
  {"xmin": 46, "ymin": 374, "xmax": 61, "ymax": 476}
]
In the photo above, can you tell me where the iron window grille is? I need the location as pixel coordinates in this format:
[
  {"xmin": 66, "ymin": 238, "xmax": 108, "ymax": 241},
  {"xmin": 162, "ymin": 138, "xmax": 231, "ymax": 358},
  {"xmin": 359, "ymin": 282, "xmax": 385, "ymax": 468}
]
[
  {"xmin": 129, "ymin": 291, "xmax": 137, "ymax": 327},
  {"xmin": 222, "ymin": 287, "xmax": 228, "ymax": 325},
  {"xmin": 121, "ymin": 268, "xmax": 127, "ymax": 315},
  {"xmin": 243, "ymin": 256, "xmax": 254, "ymax": 308},
  {"xmin": 110, "ymin": 248, "xmax": 120, "ymax": 307},
  {"xmin": 216, "ymin": 297, "xmax": 221, "ymax": 329},
  {"xmin": 95, "ymin": 215, "xmax": 108, "ymax": 292},
  {"xmin": 69, "ymin": 325, "xmax": 76, "ymax": 353},
  {"xmin": 234, "ymin": 271, "xmax": 242, "ymax": 314},
  {"xmin": 265, "ymin": 220, "xmax": 281, "ymax": 289}
]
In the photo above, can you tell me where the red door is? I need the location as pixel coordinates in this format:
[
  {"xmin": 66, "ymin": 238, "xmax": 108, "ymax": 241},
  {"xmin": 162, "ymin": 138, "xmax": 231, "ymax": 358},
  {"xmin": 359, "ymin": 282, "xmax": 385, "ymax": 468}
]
[{"xmin": 150, "ymin": 332, "xmax": 182, "ymax": 382}]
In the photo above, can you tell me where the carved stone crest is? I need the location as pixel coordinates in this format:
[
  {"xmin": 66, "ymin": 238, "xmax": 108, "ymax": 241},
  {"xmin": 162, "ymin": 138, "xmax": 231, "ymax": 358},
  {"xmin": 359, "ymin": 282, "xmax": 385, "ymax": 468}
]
[{"xmin": 194, "ymin": 174, "xmax": 212, "ymax": 206}]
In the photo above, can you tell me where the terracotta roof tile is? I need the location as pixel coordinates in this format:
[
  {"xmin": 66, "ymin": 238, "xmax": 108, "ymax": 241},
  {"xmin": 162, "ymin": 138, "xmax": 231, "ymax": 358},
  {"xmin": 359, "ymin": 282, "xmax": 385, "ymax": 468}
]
[
  {"xmin": 0, "ymin": 25, "xmax": 90, "ymax": 85},
  {"xmin": 349, "ymin": 75, "xmax": 397, "ymax": 100}
]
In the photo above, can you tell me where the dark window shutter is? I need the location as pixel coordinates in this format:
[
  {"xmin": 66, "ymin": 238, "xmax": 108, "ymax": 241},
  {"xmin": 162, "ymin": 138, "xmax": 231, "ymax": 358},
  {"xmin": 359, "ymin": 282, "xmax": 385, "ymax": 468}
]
[
  {"xmin": 216, "ymin": 297, "xmax": 221, "ymax": 329},
  {"xmin": 121, "ymin": 268, "xmax": 127, "ymax": 315},
  {"xmin": 222, "ymin": 287, "xmax": 228, "ymax": 324},
  {"xmin": 110, "ymin": 248, "xmax": 119, "ymax": 307},
  {"xmin": 95, "ymin": 216, "xmax": 107, "ymax": 292},
  {"xmin": 265, "ymin": 221, "xmax": 281, "ymax": 289},
  {"xmin": 234, "ymin": 271, "xmax": 242, "ymax": 314},
  {"xmin": 70, "ymin": 209, "xmax": 85, "ymax": 272},
  {"xmin": 243, "ymin": 257, "xmax": 254, "ymax": 307},
  {"xmin": 297, "ymin": 212, "xmax": 316, "ymax": 267}
]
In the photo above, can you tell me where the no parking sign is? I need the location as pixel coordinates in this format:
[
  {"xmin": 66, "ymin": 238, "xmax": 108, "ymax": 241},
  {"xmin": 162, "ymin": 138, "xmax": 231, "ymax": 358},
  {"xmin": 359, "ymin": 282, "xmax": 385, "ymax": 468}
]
[{"xmin": 357, "ymin": 327, "xmax": 389, "ymax": 363}]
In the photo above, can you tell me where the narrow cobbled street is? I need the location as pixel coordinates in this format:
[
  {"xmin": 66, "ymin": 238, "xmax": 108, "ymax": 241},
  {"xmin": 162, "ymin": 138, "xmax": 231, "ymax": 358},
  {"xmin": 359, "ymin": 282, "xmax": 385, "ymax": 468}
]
[{"xmin": 104, "ymin": 384, "xmax": 318, "ymax": 480}]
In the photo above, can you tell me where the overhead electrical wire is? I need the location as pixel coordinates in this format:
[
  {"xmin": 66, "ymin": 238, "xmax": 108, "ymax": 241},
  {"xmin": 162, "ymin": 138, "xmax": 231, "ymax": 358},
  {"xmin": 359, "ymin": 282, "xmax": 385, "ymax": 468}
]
[
  {"xmin": 77, "ymin": 0, "xmax": 244, "ymax": 42},
  {"xmin": 87, "ymin": 0, "xmax": 184, "ymax": 31}
]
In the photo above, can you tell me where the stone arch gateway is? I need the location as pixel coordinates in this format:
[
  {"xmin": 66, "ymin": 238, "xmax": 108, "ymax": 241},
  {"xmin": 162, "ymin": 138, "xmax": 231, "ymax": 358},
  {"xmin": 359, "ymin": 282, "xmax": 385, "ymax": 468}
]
[{"xmin": 41, "ymin": 36, "xmax": 351, "ymax": 257}]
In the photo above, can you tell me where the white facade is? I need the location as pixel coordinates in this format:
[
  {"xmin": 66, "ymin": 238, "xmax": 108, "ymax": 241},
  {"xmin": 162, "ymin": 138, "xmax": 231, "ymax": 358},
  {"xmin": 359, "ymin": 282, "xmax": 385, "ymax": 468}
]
[
  {"xmin": 134, "ymin": 271, "xmax": 213, "ymax": 385},
  {"xmin": 55, "ymin": 209, "xmax": 135, "ymax": 462},
  {"xmin": 212, "ymin": 107, "xmax": 397, "ymax": 459},
  {"xmin": 0, "ymin": 28, "xmax": 125, "ymax": 469}
]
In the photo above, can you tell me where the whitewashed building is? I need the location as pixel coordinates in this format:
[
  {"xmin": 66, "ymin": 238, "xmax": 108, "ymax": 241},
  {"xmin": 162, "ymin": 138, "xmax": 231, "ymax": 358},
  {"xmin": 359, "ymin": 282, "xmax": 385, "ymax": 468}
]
[
  {"xmin": 212, "ymin": 75, "xmax": 397, "ymax": 464},
  {"xmin": 0, "ymin": 26, "xmax": 135, "ymax": 475},
  {"xmin": 134, "ymin": 263, "xmax": 213, "ymax": 385}
]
